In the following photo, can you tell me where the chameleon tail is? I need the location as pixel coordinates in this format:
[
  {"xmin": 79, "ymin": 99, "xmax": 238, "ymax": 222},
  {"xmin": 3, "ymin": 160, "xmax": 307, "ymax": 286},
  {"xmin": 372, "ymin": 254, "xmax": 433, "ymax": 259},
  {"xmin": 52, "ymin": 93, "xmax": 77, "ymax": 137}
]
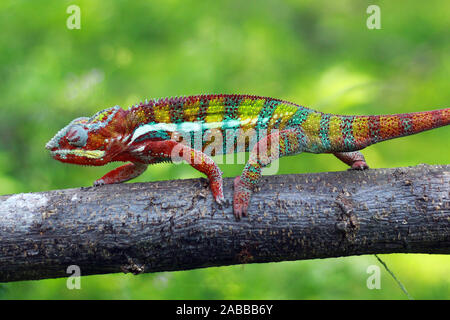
[{"xmin": 352, "ymin": 108, "xmax": 450, "ymax": 149}]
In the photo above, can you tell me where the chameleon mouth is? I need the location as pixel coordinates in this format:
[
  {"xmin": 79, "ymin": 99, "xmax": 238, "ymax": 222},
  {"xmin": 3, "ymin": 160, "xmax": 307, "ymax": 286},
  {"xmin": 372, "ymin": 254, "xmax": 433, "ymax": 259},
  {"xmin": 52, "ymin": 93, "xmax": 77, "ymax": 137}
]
[{"xmin": 50, "ymin": 149, "xmax": 106, "ymax": 159}]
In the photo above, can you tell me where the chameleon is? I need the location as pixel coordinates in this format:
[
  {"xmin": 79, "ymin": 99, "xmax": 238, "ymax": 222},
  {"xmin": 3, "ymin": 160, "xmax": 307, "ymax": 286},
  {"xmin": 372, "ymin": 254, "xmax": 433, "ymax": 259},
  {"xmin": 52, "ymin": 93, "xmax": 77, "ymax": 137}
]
[{"xmin": 46, "ymin": 94, "xmax": 449, "ymax": 219}]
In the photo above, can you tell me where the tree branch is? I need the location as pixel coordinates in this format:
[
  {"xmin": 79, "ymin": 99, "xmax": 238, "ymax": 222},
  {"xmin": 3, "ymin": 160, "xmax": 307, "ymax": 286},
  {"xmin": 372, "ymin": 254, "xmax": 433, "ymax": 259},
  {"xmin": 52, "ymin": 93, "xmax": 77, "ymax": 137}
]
[{"xmin": 0, "ymin": 164, "xmax": 448, "ymax": 282}]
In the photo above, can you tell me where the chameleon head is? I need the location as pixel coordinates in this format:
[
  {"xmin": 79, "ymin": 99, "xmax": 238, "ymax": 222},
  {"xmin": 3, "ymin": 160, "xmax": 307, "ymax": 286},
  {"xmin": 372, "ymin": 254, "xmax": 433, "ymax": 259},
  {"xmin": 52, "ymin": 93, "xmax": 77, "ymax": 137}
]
[{"xmin": 45, "ymin": 106, "xmax": 128, "ymax": 166}]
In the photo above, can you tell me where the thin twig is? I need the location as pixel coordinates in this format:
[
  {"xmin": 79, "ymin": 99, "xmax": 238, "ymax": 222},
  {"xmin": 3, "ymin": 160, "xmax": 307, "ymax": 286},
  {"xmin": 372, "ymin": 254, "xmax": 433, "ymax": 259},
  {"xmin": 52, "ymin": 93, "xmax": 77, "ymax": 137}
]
[{"xmin": 374, "ymin": 254, "xmax": 414, "ymax": 300}]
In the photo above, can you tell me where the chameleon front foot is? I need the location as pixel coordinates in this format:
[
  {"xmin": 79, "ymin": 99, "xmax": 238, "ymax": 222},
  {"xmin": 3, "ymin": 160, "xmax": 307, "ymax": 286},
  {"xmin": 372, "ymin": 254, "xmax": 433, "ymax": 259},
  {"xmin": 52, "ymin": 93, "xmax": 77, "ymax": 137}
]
[
  {"xmin": 93, "ymin": 178, "xmax": 107, "ymax": 186},
  {"xmin": 93, "ymin": 162, "xmax": 148, "ymax": 186},
  {"xmin": 233, "ymin": 176, "xmax": 253, "ymax": 220},
  {"xmin": 209, "ymin": 177, "xmax": 225, "ymax": 205}
]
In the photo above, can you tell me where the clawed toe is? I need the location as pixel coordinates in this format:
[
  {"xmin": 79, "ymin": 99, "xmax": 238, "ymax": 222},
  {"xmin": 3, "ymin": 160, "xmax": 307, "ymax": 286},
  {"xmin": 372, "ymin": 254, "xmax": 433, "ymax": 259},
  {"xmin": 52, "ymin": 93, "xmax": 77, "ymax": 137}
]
[
  {"xmin": 214, "ymin": 194, "xmax": 225, "ymax": 205},
  {"xmin": 350, "ymin": 161, "xmax": 369, "ymax": 171},
  {"xmin": 93, "ymin": 179, "xmax": 105, "ymax": 187}
]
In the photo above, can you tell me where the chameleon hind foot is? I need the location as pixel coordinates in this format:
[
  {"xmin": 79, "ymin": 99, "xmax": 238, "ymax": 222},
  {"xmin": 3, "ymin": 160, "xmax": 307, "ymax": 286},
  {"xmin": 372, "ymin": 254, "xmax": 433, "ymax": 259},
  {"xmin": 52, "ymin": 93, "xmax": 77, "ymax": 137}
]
[
  {"xmin": 233, "ymin": 129, "xmax": 307, "ymax": 219},
  {"xmin": 349, "ymin": 160, "xmax": 369, "ymax": 170},
  {"xmin": 334, "ymin": 151, "xmax": 369, "ymax": 170},
  {"xmin": 233, "ymin": 176, "xmax": 253, "ymax": 220}
]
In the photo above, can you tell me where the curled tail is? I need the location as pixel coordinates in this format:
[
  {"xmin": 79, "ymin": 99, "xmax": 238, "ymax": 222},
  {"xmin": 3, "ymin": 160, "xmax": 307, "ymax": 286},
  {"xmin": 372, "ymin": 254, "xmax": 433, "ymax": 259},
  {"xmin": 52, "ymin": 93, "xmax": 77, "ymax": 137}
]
[{"xmin": 345, "ymin": 108, "xmax": 449, "ymax": 151}]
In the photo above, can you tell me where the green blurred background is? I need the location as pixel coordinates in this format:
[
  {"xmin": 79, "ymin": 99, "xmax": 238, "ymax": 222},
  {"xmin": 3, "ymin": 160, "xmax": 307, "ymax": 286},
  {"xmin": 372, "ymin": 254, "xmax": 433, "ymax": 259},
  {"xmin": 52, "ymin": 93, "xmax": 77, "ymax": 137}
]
[{"xmin": 0, "ymin": 0, "xmax": 449, "ymax": 299}]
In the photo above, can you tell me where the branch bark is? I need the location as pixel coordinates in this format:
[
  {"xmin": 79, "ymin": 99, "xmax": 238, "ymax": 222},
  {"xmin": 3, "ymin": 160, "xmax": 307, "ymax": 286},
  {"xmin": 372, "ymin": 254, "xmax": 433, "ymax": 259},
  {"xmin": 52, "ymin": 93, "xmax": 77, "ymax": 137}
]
[{"xmin": 0, "ymin": 164, "xmax": 449, "ymax": 282}]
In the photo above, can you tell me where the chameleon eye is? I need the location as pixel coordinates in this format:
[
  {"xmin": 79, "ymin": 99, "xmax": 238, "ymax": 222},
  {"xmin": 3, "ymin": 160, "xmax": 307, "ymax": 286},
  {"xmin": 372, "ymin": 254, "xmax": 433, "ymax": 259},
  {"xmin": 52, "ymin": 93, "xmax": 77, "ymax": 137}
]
[{"xmin": 67, "ymin": 125, "xmax": 88, "ymax": 147}]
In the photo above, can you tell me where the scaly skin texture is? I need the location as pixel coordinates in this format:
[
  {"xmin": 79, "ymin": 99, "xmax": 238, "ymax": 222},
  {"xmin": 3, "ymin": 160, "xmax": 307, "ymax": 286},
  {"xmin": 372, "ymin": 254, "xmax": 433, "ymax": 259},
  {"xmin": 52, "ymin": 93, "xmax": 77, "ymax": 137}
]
[{"xmin": 46, "ymin": 94, "xmax": 450, "ymax": 219}]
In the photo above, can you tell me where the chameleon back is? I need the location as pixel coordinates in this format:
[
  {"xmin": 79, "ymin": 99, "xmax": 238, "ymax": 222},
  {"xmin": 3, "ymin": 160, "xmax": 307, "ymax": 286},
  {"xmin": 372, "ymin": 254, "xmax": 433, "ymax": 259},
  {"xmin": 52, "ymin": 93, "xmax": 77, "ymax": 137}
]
[
  {"xmin": 125, "ymin": 94, "xmax": 449, "ymax": 155},
  {"xmin": 127, "ymin": 94, "xmax": 314, "ymax": 155}
]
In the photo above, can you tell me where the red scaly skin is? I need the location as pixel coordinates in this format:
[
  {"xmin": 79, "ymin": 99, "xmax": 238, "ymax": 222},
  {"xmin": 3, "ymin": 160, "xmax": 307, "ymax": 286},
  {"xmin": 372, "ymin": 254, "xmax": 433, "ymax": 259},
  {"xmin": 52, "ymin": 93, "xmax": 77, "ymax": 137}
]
[{"xmin": 46, "ymin": 94, "xmax": 449, "ymax": 220}]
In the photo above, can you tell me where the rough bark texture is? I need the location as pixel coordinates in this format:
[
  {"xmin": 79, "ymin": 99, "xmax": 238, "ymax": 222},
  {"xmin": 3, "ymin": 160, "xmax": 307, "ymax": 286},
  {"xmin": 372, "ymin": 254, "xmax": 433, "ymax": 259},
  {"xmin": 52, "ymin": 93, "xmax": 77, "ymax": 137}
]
[{"xmin": 0, "ymin": 164, "xmax": 449, "ymax": 282}]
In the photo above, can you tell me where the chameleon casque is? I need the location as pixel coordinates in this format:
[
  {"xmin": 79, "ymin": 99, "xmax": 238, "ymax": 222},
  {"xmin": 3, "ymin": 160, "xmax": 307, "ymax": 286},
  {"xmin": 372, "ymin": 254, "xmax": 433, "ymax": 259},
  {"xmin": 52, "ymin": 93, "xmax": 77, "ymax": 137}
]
[{"xmin": 46, "ymin": 94, "xmax": 449, "ymax": 219}]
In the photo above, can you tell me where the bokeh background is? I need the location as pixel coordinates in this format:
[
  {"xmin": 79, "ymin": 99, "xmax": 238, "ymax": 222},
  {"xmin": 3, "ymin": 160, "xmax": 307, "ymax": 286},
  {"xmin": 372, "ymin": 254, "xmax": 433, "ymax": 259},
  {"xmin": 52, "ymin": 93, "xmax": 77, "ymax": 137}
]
[{"xmin": 0, "ymin": 0, "xmax": 449, "ymax": 299}]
